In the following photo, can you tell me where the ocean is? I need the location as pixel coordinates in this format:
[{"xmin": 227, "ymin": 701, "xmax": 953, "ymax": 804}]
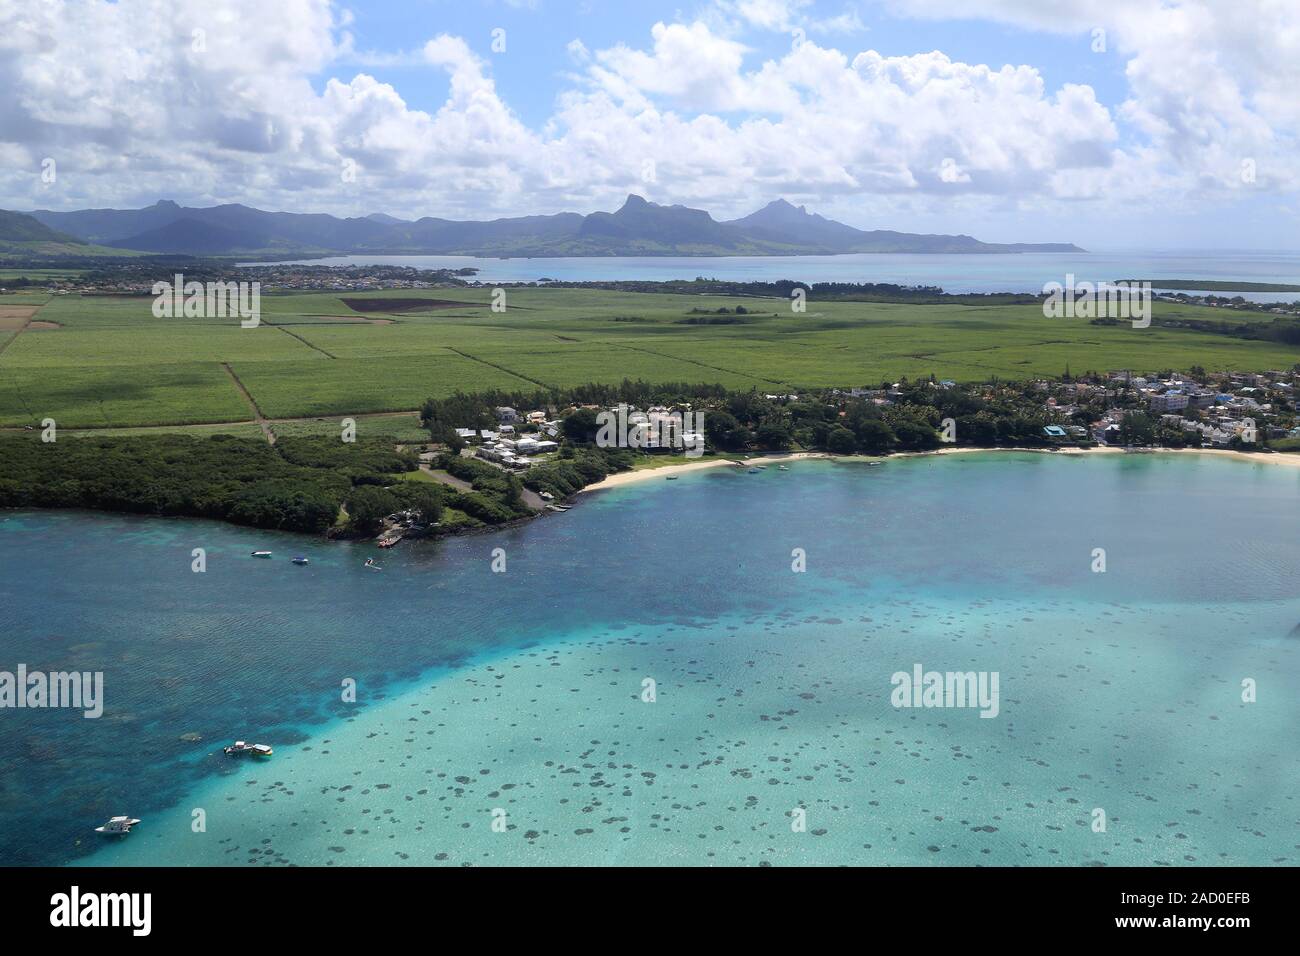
[
  {"xmin": 243, "ymin": 251, "xmax": 1300, "ymax": 303},
  {"xmin": 1, "ymin": 453, "xmax": 1297, "ymax": 866}
]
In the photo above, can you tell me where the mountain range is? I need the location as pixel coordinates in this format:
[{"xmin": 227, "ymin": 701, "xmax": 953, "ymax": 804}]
[{"xmin": 5, "ymin": 196, "xmax": 1084, "ymax": 258}]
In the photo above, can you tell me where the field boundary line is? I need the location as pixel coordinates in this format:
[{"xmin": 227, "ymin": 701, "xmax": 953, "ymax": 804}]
[
  {"xmin": 443, "ymin": 347, "xmax": 556, "ymax": 389},
  {"xmin": 0, "ymin": 297, "xmax": 51, "ymax": 358},
  {"xmin": 270, "ymin": 324, "xmax": 337, "ymax": 358},
  {"xmin": 600, "ymin": 340, "xmax": 788, "ymax": 388},
  {"xmin": 220, "ymin": 362, "xmax": 276, "ymax": 445}
]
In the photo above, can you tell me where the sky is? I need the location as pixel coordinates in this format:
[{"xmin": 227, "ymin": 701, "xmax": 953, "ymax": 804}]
[{"xmin": 0, "ymin": 0, "xmax": 1297, "ymax": 251}]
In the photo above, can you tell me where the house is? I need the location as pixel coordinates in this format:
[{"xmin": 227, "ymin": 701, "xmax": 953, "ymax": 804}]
[
  {"xmin": 1096, "ymin": 423, "xmax": 1123, "ymax": 444},
  {"xmin": 494, "ymin": 406, "xmax": 519, "ymax": 424},
  {"xmin": 513, "ymin": 437, "xmax": 558, "ymax": 456},
  {"xmin": 1148, "ymin": 391, "xmax": 1188, "ymax": 413}
]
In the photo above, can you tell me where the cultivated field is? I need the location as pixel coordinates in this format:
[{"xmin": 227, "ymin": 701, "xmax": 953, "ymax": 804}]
[{"xmin": 1, "ymin": 287, "xmax": 1297, "ymax": 434}]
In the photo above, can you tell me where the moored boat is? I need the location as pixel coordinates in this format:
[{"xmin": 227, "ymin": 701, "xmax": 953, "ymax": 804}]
[
  {"xmin": 292, "ymin": 556, "xmax": 309, "ymax": 565},
  {"xmin": 250, "ymin": 551, "xmax": 273, "ymax": 558},
  {"xmin": 94, "ymin": 815, "xmax": 140, "ymax": 835},
  {"xmin": 224, "ymin": 740, "xmax": 273, "ymax": 757}
]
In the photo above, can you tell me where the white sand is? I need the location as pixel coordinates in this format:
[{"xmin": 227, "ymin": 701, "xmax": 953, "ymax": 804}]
[{"xmin": 581, "ymin": 445, "xmax": 1300, "ymax": 493}]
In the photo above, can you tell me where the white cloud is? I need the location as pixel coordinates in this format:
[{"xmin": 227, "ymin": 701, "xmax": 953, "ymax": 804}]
[
  {"xmin": 890, "ymin": 0, "xmax": 1299, "ymax": 192},
  {"xmin": 0, "ymin": 0, "xmax": 1294, "ymax": 237}
]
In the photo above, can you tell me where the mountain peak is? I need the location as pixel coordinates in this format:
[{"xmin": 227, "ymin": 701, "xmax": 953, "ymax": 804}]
[
  {"xmin": 621, "ymin": 193, "xmax": 651, "ymax": 209},
  {"xmin": 766, "ymin": 198, "xmax": 804, "ymax": 213}
]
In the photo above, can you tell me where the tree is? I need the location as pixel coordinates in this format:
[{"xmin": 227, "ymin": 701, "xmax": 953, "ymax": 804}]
[
  {"xmin": 562, "ymin": 407, "xmax": 600, "ymax": 443},
  {"xmin": 826, "ymin": 426, "xmax": 857, "ymax": 454},
  {"xmin": 852, "ymin": 418, "xmax": 897, "ymax": 454},
  {"xmin": 755, "ymin": 420, "xmax": 793, "ymax": 450},
  {"xmin": 705, "ymin": 410, "xmax": 751, "ymax": 450},
  {"xmin": 891, "ymin": 419, "xmax": 940, "ymax": 450},
  {"xmin": 1119, "ymin": 412, "xmax": 1156, "ymax": 446},
  {"xmin": 346, "ymin": 485, "xmax": 398, "ymax": 534}
]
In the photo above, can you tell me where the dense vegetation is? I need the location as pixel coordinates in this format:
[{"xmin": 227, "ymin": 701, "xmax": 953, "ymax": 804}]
[{"xmin": 0, "ymin": 434, "xmax": 418, "ymax": 533}]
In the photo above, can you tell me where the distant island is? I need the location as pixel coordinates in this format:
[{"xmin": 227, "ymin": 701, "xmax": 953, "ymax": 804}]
[{"xmin": 2, "ymin": 195, "xmax": 1085, "ymax": 259}]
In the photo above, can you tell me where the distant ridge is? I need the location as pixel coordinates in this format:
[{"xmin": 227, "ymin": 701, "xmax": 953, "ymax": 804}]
[
  {"xmin": 0, "ymin": 209, "xmax": 83, "ymax": 244},
  {"xmin": 20, "ymin": 195, "xmax": 1085, "ymax": 258}
]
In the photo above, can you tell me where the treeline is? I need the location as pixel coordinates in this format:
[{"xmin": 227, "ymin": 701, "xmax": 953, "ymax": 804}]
[
  {"xmin": 0, "ymin": 435, "xmax": 419, "ymax": 533},
  {"xmin": 1149, "ymin": 316, "xmax": 1300, "ymax": 345}
]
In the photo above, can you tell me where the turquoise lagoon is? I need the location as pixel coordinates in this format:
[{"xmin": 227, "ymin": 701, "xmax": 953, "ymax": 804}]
[{"xmin": 0, "ymin": 453, "xmax": 1297, "ymax": 866}]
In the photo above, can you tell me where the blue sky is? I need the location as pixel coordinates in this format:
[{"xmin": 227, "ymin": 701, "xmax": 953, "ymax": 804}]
[
  {"xmin": 2, "ymin": 0, "xmax": 1296, "ymax": 251},
  {"xmin": 335, "ymin": 1, "xmax": 1132, "ymax": 128}
]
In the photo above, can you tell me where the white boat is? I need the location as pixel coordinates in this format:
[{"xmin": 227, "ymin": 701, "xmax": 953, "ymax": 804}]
[
  {"xmin": 95, "ymin": 815, "xmax": 140, "ymax": 835},
  {"xmin": 224, "ymin": 740, "xmax": 274, "ymax": 757},
  {"xmin": 292, "ymin": 556, "xmax": 309, "ymax": 565},
  {"xmin": 250, "ymin": 551, "xmax": 273, "ymax": 558},
  {"xmin": 364, "ymin": 558, "xmax": 382, "ymax": 571}
]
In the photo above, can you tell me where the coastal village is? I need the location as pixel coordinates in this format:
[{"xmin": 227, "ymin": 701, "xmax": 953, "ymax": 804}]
[{"xmin": 433, "ymin": 367, "xmax": 1300, "ymax": 483}]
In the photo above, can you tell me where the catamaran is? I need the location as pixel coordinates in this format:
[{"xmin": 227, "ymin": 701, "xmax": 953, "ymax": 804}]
[
  {"xmin": 223, "ymin": 741, "xmax": 274, "ymax": 757},
  {"xmin": 94, "ymin": 815, "xmax": 140, "ymax": 835}
]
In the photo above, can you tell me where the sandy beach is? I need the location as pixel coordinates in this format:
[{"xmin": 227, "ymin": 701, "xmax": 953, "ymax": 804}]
[
  {"xmin": 578, "ymin": 451, "xmax": 835, "ymax": 492},
  {"xmin": 579, "ymin": 445, "xmax": 1300, "ymax": 492}
]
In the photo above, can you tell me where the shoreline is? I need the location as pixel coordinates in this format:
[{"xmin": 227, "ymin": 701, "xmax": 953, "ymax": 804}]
[
  {"xmin": 897, "ymin": 445, "xmax": 1300, "ymax": 468},
  {"xmin": 579, "ymin": 445, "xmax": 1300, "ymax": 492},
  {"xmin": 577, "ymin": 452, "xmax": 834, "ymax": 492}
]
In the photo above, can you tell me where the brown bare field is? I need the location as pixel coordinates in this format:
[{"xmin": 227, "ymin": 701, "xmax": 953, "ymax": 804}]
[{"xmin": 0, "ymin": 305, "xmax": 40, "ymax": 330}]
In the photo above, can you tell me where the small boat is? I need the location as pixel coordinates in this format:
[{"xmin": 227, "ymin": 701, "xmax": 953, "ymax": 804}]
[
  {"xmin": 292, "ymin": 556, "xmax": 309, "ymax": 565},
  {"xmin": 665, "ymin": 475, "xmax": 678, "ymax": 480},
  {"xmin": 95, "ymin": 815, "xmax": 140, "ymax": 835},
  {"xmin": 224, "ymin": 740, "xmax": 273, "ymax": 757},
  {"xmin": 747, "ymin": 467, "xmax": 761, "ymax": 474},
  {"xmin": 250, "ymin": 551, "xmax": 273, "ymax": 558},
  {"xmin": 778, "ymin": 465, "xmax": 789, "ymax": 471},
  {"xmin": 365, "ymin": 558, "xmax": 382, "ymax": 571}
]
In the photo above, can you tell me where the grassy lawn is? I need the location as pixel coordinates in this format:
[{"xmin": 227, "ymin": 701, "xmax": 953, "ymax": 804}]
[{"xmin": 0, "ymin": 287, "xmax": 1296, "ymax": 429}]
